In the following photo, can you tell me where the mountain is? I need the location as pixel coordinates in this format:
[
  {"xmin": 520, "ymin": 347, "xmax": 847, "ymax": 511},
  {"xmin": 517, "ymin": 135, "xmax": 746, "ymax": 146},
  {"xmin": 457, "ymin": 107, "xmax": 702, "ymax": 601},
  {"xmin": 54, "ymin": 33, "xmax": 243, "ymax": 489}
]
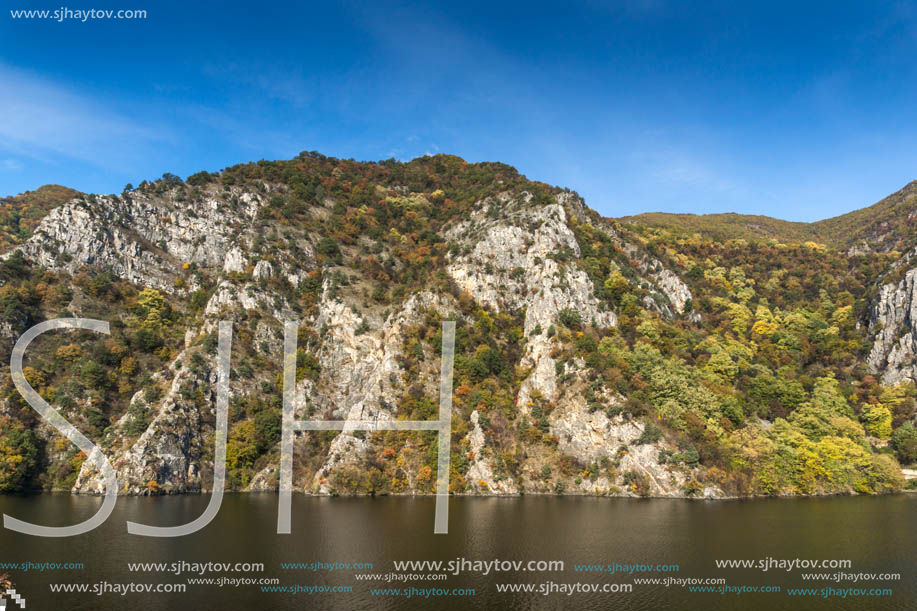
[
  {"xmin": 0, "ymin": 153, "xmax": 914, "ymax": 500},
  {"xmin": 618, "ymin": 212, "xmax": 820, "ymax": 245},
  {"xmin": 812, "ymin": 180, "xmax": 917, "ymax": 254},
  {"xmin": 622, "ymin": 180, "xmax": 917, "ymax": 254}
]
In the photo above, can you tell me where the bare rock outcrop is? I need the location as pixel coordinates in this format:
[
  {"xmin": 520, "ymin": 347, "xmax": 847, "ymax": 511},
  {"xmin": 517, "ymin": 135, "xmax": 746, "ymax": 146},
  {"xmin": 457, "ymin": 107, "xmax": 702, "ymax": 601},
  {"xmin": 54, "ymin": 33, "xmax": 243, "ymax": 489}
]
[{"xmin": 868, "ymin": 267, "xmax": 917, "ymax": 384}]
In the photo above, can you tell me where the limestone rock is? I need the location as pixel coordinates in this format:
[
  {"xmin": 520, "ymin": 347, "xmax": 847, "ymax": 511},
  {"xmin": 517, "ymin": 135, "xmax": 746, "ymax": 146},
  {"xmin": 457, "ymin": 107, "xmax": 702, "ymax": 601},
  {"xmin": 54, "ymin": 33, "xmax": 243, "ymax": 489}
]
[{"xmin": 868, "ymin": 267, "xmax": 917, "ymax": 384}]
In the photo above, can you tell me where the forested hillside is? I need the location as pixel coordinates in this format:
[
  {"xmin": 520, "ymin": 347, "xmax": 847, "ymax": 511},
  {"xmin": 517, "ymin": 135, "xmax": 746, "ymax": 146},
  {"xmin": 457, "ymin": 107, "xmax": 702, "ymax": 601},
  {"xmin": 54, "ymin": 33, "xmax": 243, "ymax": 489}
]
[{"xmin": 0, "ymin": 154, "xmax": 914, "ymax": 499}]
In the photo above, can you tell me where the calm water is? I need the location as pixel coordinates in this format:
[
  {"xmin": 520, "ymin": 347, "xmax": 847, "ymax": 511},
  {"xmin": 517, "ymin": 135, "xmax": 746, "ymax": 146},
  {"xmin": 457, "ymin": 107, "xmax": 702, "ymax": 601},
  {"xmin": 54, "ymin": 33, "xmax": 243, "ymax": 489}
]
[{"xmin": 0, "ymin": 494, "xmax": 913, "ymax": 610}]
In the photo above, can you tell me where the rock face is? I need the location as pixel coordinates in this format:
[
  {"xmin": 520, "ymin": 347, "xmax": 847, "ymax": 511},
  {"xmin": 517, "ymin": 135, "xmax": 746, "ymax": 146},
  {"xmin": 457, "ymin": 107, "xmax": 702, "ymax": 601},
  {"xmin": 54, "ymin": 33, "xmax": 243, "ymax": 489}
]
[
  {"xmin": 445, "ymin": 193, "xmax": 618, "ymax": 416},
  {"xmin": 549, "ymin": 396, "xmax": 685, "ymax": 497},
  {"xmin": 463, "ymin": 409, "xmax": 520, "ymax": 494},
  {"xmin": 253, "ymin": 260, "xmax": 273, "ymax": 280},
  {"xmin": 74, "ymin": 301, "xmax": 232, "ymax": 494},
  {"xmin": 650, "ymin": 268, "xmax": 692, "ymax": 315},
  {"xmin": 868, "ymin": 267, "xmax": 917, "ymax": 384},
  {"xmin": 7, "ymin": 190, "xmax": 264, "ymax": 292},
  {"xmin": 75, "ymin": 352, "xmax": 211, "ymax": 495},
  {"xmin": 308, "ymin": 289, "xmax": 456, "ymax": 493}
]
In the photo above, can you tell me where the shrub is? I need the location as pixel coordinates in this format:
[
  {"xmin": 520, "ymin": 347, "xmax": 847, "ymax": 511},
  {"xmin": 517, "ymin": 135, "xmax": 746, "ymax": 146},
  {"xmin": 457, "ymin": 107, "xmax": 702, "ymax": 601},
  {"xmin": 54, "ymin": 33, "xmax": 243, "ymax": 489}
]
[
  {"xmin": 134, "ymin": 328, "xmax": 163, "ymax": 352},
  {"xmin": 316, "ymin": 237, "xmax": 342, "ymax": 264},
  {"xmin": 622, "ymin": 470, "xmax": 651, "ymax": 496},
  {"xmin": 186, "ymin": 171, "xmax": 215, "ymax": 186},
  {"xmin": 255, "ymin": 410, "xmax": 282, "ymax": 452},
  {"xmin": 635, "ymin": 422, "xmax": 663, "ymax": 445},
  {"xmin": 295, "ymin": 349, "xmax": 320, "ymax": 382},
  {"xmin": 557, "ymin": 307, "xmax": 582, "ymax": 329},
  {"xmin": 56, "ymin": 344, "xmax": 84, "ymax": 362},
  {"xmin": 892, "ymin": 422, "xmax": 917, "ymax": 464}
]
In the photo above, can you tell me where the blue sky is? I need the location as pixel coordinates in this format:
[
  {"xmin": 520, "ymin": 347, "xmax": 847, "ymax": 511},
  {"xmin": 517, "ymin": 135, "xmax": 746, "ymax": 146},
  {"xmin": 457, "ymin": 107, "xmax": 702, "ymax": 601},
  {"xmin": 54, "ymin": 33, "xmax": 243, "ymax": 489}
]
[{"xmin": 1, "ymin": 1, "xmax": 916, "ymax": 221}]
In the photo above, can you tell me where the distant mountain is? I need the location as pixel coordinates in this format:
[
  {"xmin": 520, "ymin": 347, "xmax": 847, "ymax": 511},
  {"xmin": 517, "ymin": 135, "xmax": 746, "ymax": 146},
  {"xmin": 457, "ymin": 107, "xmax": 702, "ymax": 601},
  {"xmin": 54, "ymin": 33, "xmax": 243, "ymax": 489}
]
[
  {"xmin": 618, "ymin": 211, "xmax": 819, "ymax": 244},
  {"xmin": 0, "ymin": 154, "xmax": 914, "ymax": 500},
  {"xmin": 813, "ymin": 180, "xmax": 917, "ymax": 254},
  {"xmin": 620, "ymin": 180, "xmax": 917, "ymax": 255}
]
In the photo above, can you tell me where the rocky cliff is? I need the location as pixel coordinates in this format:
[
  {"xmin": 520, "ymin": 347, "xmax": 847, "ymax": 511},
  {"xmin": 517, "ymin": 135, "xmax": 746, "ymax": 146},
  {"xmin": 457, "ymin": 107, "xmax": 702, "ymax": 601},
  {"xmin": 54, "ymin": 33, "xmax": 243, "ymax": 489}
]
[{"xmin": 868, "ymin": 263, "xmax": 917, "ymax": 385}]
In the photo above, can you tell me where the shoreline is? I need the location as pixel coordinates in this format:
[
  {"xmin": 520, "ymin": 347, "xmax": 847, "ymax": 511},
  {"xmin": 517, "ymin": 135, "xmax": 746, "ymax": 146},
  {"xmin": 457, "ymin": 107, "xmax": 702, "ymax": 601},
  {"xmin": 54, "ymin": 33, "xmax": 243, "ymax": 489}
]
[{"xmin": 20, "ymin": 488, "xmax": 917, "ymax": 500}]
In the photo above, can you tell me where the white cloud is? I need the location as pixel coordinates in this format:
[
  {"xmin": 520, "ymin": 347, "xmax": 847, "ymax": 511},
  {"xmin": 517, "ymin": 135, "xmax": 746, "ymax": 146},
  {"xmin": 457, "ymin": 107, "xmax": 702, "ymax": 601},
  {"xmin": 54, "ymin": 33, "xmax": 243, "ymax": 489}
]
[
  {"xmin": 650, "ymin": 156, "xmax": 738, "ymax": 194},
  {"xmin": 626, "ymin": 127, "xmax": 750, "ymax": 204},
  {"xmin": 0, "ymin": 63, "xmax": 171, "ymax": 169},
  {"xmin": 1, "ymin": 159, "xmax": 23, "ymax": 172}
]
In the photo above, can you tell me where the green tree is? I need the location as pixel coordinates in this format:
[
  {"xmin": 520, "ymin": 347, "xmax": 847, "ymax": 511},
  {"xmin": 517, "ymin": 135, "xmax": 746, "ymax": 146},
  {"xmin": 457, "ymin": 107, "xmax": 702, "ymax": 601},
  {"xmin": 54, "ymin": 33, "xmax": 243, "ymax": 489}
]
[
  {"xmin": 316, "ymin": 237, "xmax": 342, "ymax": 264},
  {"xmin": 891, "ymin": 422, "xmax": 917, "ymax": 464},
  {"xmin": 0, "ymin": 418, "xmax": 39, "ymax": 492},
  {"xmin": 603, "ymin": 271, "xmax": 629, "ymax": 305}
]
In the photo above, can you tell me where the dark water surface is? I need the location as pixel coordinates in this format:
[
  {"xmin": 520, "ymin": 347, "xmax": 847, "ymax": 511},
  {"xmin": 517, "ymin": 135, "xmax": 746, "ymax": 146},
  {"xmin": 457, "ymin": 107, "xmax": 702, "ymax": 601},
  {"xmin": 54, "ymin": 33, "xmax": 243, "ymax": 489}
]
[{"xmin": 0, "ymin": 494, "xmax": 913, "ymax": 610}]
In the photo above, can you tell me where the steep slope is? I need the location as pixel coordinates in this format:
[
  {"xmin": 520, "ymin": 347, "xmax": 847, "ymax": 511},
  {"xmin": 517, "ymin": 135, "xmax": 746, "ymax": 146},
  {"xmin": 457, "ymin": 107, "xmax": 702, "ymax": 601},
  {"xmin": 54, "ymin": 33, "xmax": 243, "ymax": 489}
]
[{"xmin": 813, "ymin": 180, "xmax": 917, "ymax": 254}]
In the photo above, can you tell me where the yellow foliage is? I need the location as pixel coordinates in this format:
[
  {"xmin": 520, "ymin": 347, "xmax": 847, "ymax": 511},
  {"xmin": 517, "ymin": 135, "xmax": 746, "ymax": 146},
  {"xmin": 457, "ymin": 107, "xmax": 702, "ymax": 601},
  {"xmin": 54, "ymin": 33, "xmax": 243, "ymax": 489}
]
[
  {"xmin": 22, "ymin": 366, "xmax": 46, "ymax": 389},
  {"xmin": 119, "ymin": 356, "xmax": 137, "ymax": 375},
  {"xmin": 861, "ymin": 404, "xmax": 892, "ymax": 439},
  {"xmin": 56, "ymin": 344, "xmax": 84, "ymax": 362},
  {"xmin": 802, "ymin": 241, "xmax": 828, "ymax": 252},
  {"xmin": 832, "ymin": 305, "xmax": 852, "ymax": 325}
]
